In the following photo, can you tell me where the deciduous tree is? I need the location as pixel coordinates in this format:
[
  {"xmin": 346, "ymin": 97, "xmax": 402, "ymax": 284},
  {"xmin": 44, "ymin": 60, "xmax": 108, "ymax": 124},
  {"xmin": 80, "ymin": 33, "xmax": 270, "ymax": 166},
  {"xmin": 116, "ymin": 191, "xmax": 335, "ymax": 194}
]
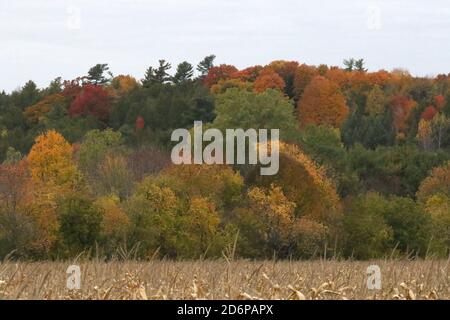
[
  {"xmin": 298, "ymin": 76, "xmax": 349, "ymax": 128},
  {"xmin": 203, "ymin": 64, "xmax": 238, "ymax": 88},
  {"xmin": 253, "ymin": 69, "xmax": 285, "ymax": 93},
  {"xmin": 69, "ymin": 84, "xmax": 111, "ymax": 121},
  {"xmin": 27, "ymin": 130, "xmax": 79, "ymax": 187}
]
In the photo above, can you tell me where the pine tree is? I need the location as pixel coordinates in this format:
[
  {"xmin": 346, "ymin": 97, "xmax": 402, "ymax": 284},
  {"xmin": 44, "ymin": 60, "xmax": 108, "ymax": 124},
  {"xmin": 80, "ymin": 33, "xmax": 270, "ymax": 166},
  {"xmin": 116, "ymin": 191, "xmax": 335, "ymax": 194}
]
[
  {"xmin": 86, "ymin": 64, "xmax": 112, "ymax": 85},
  {"xmin": 173, "ymin": 61, "xmax": 194, "ymax": 84},
  {"xmin": 142, "ymin": 60, "xmax": 172, "ymax": 86},
  {"xmin": 197, "ymin": 55, "xmax": 216, "ymax": 76}
]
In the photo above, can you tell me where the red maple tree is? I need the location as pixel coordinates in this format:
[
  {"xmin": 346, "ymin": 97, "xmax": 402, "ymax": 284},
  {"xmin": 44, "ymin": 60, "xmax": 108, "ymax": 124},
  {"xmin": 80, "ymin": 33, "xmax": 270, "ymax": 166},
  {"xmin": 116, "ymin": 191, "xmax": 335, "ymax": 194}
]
[{"xmin": 68, "ymin": 84, "xmax": 110, "ymax": 120}]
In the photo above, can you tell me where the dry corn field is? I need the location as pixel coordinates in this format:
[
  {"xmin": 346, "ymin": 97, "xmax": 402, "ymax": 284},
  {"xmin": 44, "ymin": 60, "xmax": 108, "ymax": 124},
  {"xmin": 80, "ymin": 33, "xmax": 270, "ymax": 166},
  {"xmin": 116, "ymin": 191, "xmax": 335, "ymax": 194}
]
[{"xmin": 0, "ymin": 259, "xmax": 449, "ymax": 300}]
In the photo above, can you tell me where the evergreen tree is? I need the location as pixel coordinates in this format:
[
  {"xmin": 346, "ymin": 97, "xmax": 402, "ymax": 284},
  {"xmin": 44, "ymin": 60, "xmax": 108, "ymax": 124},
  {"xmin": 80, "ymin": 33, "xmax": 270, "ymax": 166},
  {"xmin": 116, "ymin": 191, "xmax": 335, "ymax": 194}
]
[
  {"xmin": 142, "ymin": 60, "xmax": 172, "ymax": 86},
  {"xmin": 86, "ymin": 64, "xmax": 112, "ymax": 85},
  {"xmin": 197, "ymin": 55, "xmax": 216, "ymax": 77},
  {"xmin": 173, "ymin": 61, "xmax": 194, "ymax": 84}
]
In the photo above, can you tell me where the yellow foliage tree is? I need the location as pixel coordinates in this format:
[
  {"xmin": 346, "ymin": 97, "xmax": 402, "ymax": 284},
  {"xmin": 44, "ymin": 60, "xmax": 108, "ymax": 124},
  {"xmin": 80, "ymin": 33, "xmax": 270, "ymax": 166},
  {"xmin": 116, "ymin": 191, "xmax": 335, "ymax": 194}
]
[
  {"xmin": 27, "ymin": 130, "xmax": 80, "ymax": 187},
  {"xmin": 177, "ymin": 196, "xmax": 221, "ymax": 257},
  {"xmin": 417, "ymin": 119, "xmax": 433, "ymax": 150},
  {"xmin": 366, "ymin": 85, "xmax": 386, "ymax": 115},
  {"xmin": 234, "ymin": 184, "xmax": 327, "ymax": 258},
  {"xmin": 154, "ymin": 164, "xmax": 244, "ymax": 210},
  {"xmin": 95, "ymin": 195, "xmax": 130, "ymax": 240},
  {"xmin": 109, "ymin": 75, "xmax": 139, "ymax": 97},
  {"xmin": 417, "ymin": 162, "xmax": 450, "ymax": 254},
  {"xmin": 210, "ymin": 78, "xmax": 252, "ymax": 95},
  {"xmin": 24, "ymin": 181, "xmax": 60, "ymax": 254},
  {"xmin": 247, "ymin": 184, "xmax": 295, "ymax": 248},
  {"xmin": 251, "ymin": 142, "xmax": 342, "ymax": 224}
]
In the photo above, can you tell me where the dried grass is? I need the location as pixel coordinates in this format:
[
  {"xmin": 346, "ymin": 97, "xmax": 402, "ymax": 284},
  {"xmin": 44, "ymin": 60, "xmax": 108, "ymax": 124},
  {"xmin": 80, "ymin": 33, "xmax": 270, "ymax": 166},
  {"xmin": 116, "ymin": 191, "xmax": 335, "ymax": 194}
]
[{"xmin": 0, "ymin": 259, "xmax": 448, "ymax": 300}]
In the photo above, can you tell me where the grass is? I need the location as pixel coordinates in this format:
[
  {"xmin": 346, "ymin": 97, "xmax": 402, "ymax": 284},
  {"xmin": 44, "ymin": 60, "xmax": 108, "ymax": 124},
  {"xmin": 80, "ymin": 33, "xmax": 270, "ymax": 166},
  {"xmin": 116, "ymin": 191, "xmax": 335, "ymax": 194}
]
[{"xmin": 0, "ymin": 259, "xmax": 449, "ymax": 300}]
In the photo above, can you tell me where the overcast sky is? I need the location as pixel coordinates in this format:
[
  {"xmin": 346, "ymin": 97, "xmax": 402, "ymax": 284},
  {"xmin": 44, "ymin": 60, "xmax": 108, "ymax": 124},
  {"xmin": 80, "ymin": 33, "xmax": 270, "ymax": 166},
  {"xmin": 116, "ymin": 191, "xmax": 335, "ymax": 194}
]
[{"xmin": 0, "ymin": 0, "xmax": 449, "ymax": 92}]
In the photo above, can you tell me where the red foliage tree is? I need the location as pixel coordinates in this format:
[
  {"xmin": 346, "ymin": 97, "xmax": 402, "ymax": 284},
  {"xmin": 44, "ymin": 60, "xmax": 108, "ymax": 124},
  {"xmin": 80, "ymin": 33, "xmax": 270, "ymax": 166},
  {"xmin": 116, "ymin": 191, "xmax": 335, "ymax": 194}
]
[
  {"xmin": 136, "ymin": 116, "xmax": 145, "ymax": 130},
  {"xmin": 203, "ymin": 64, "xmax": 239, "ymax": 88},
  {"xmin": 390, "ymin": 95, "xmax": 417, "ymax": 135},
  {"xmin": 421, "ymin": 106, "xmax": 438, "ymax": 121},
  {"xmin": 62, "ymin": 78, "xmax": 83, "ymax": 102},
  {"xmin": 233, "ymin": 65, "xmax": 263, "ymax": 82},
  {"xmin": 434, "ymin": 95, "xmax": 446, "ymax": 110},
  {"xmin": 68, "ymin": 84, "xmax": 111, "ymax": 120}
]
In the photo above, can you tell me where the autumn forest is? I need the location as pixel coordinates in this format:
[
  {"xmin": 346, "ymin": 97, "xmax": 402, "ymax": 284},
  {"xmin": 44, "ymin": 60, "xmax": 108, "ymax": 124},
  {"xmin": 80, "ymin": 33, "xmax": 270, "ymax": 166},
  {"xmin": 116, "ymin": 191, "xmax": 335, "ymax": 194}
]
[{"xmin": 1, "ymin": 57, "xmax": 450, "ymax": 260}]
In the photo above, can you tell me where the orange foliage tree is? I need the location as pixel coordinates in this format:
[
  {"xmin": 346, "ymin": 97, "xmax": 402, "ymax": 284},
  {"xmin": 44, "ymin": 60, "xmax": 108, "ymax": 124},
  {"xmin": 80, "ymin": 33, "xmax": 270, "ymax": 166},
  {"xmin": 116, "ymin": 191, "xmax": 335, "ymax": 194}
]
[
  {"xmin": 297, "ymin": 76, "xmax": 349, "ymax": 128},
  {"xmin": 293, "ymin": 64, "xmax": 318, "ymax": 100},
  {"xmin": 434, "ymin": 95, "xmax": 446, "ymax": 110},
  {"xmin": 253, "ymin": 68, "xmax": 285, "ymax": 93},
  {"xmin": 203, "ymin": 64, "xmax": 239, "ymax": 88},
  {"xmin": 24, "ymin": 94, "xmax": 66, "ymax": 124},
  {"xmin": 324, "ymin": 67, "xmax": 349, "ymax": 87},
  {"xmin": 233, "ymin": 65, "xmax": 263, "ymax": 81},
  {"xmin": 0, "ymin": 159, "xmax": 30, "ymax": 211},
  {"xmin": 417, "ymin": 161, "xmax": 450, "ymax": 203},
  {"xmin": 390, "ymin": 95, "xmax": 417, "ymax": 136},
  {"xmin": 367, "ymin": 70, "xmax": 392, "ymax": 87},
  {"xmin": 267, "ymin": 61, "xmax": 299, "ymax": 97},
  {"xmin": 0, "ymin": 157, "xmax": 62, "ymax": 255}
]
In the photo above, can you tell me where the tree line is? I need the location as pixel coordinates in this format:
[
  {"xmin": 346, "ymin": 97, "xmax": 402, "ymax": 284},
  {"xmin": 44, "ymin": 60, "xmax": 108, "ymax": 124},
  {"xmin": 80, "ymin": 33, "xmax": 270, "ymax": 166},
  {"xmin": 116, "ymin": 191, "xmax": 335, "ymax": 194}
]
[{"xmin": 0, "ymin": 56, "xmax": 449, "ymax": 260}]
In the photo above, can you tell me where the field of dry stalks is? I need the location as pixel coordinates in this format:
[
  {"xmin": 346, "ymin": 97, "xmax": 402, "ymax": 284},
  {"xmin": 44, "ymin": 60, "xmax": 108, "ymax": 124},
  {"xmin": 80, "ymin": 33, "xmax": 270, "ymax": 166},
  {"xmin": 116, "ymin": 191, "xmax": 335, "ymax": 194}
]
[{"xmin": 0, "ymin": 259, "xmax": 449, "ymax": 300}]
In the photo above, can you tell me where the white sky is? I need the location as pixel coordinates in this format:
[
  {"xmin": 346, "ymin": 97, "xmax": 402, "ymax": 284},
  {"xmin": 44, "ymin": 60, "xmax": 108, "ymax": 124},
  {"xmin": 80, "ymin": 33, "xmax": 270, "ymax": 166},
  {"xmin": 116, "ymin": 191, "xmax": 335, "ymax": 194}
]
[{"xmin": 0, "ymin": 0, "xmax": 449, "ymax": 92}]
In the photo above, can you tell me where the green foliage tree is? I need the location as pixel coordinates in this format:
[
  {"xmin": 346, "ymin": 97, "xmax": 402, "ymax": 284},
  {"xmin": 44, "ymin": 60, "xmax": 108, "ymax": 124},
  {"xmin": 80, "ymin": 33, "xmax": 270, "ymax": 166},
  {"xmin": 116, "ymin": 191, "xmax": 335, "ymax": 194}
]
[
  {"xmin": 86, "ymin": 64, "xmax": 112, "ymax": 85},
  {"xmin": 142, "ymin": 60, "xmax": 172, "ymax": 86},
  {"xmin": 197, "ymin": 55, "xmax": 216, "ymax": 77},
  {"xmin": 344, "ymin": 193, "xmax": 393, "ymax": 259},
  {"xmin": 383, "ymin": 196, "xmax": 431, "ymax": 255},
  {"xmin": 173, "ymin": 61, "xmax": 194, "ymax": 84},
  {"xmin": 343, "ymin": 58, "xmax": 355, "ymax": 72},
  {"xmin": 96, "ymin": 154, "xmax": 135, "ymax": 200},
  {"xmin": 296, "ymin": 125, "xmax": 359, "ymax": 196},
  {"xmin": 349, "ymin": 144, "xmax": 449, "ymax": 197},
  {"xmin": 78, "ymin": 129, "xmax": 124, "ymax": 176},
  {"xmin": 11, "ymin": 80, "xmax": 41, "ymax": 109},
  {"xmin": 354, "ymin": 59, "xmax": 367, "ymax": 72},
  {"xmin": 1, "ymin": 58, "xmax": 450, "ymax": 260},
  {"xmin": 125, "ymin": 180, "xmax": 179, "ymax": 257},
  {"xmin": 212, "ymin": 88, "xmax": 299, "ymax": 141},
  {"xmin": 57, "ymin": 195, "xmax": 103, "ymax": 256},
  {"xmin": 343, "ymin": 58, "xmax": 366, "ymax": 72},
  {"xmin": 110, "ymin": 81, "xmax": 215, "ymax": 146}
]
